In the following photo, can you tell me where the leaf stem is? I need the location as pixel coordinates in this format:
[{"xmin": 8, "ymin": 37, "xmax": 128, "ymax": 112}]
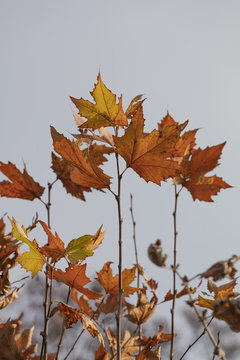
[{"xmin": 170, "ymin": 185, "xmax": 180, "ymax": 360}]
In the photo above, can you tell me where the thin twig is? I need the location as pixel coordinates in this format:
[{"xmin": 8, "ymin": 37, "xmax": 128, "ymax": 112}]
[
  {"xmin": 170, "ymin": 185, "xmax": 180, "ymax": 360},
  {"xmin": 115, "ymin": 152, "xmax": 123, "ymax": 360},
  {"xmin": 176, "ymin": 270, "xmax": 226, "ymax": 360},
  {"xmin": 39, "ymin": 179, "xmax": 57, "ymax": 360},
  {"xmin": 178, "ymin": 317, "xmax": 214, "ymax": 360},
  {"xmin": 130, "ymin": 193, "xmax": 142, "ymax": 352},
  {"xmin": 212, "ymin": 332, "xmax": 220, "ymax": 360}
]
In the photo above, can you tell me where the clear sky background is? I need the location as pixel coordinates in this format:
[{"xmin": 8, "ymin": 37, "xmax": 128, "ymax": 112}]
[{"xmin": 1, "ymin": 0, "xmax": 240, "ymax": 358}]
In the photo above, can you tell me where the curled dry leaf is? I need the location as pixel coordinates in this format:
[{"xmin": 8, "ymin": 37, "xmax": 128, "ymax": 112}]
[
  {"xmin": 213, "ymin": 297, "xmax": 240, "ymax": 332},
  {"xmin": 50, "ymin": 302, "xmax": 83, "ymax": 328},
  {"xmin": 106, "ymin": 328, "xmax": 139, "ymax": 360},
  {"xmin": 199, "ymin": 255, "xmax": 240, "ymax": 281},
  {"xmin": 0, "ymin": 288, "xmax": 18, "ymax": 310},
  {"xmin": 148, "ymin": 239, "xmax": 167, "ymax": 267},
  {"xmin": 126, "ymin": 288, "xmax": 157, "ymax": 324}
]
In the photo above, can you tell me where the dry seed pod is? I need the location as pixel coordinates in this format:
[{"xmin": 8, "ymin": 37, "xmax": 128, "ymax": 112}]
[{"xmin": 148, "ymin": 239, "xmax": 167, "ymax": 267}]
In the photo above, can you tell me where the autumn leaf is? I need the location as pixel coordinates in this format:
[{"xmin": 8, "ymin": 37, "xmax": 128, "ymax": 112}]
[
  {"xmin": 213, "ymin": 298, "xmax": 240, "ymax": 332},
  {"xmin": 51, "ymin": 152, "xmax": 91, "ymax": 200},
  {"xmin": 70, "ymin": 73, "xmax": 127, "ymax": 129},
  {"xmin": 163, "ymin": 286, "xmax": 196, "ymax": 302},
  {"xmin": 125, "ymin": 94, "xmax": 144, "ymax": 119},
  {"xmin": 114, "ymin": 106, "xmax": 188, "ymax": 185},
  {"xmin": 0, "ymin": 162, "xmax": 44, "ymax": 200},
  {"xmin": 96, "ymin": 262, "xmax": 139, "ymax": 296},
  {"xmin": 70, "ymin": 289, "xmax": 94, "ymax": 318},
  {"xmin": 0, "ymin": 288, "xmax": 19, "ymax": 310},
  {"xmin": 182, "ymin": 143, "xmax": 232, "ymax": 201},
  {"xmin": 0, "ymin": 321, "xmax": 23, "ymax": 360},
  {"xmin": 51, "ymin": 126, "xmax": 111, "ymax": 190},
  {"xmin": 64, "ymin": 235, "xmax": 93, "ymax": 264},
  {"xmin": 79, "ymin": 312, "xmax": 105, "ymax": 347},
  {"xmin": 49, "ymin": 264, "xmax": 101, "ymax": 299},
  {"xmin": 106, "ymin": 328, "xmax": 139, "ymax": 360},
  {"xmin": 198, "ymin": 295, "xmax": 215, "ymax": 310},
  {"xmin": 126, "ymin": 289, "xmax": 157, "ymax": 324},
  {"xmin": 9, "ymin": 218, "xmax": 46, "ymax": 277},
  {"xmin": 199, "ymin": 255, "xmax": 240, "ymax": 281},
  {"xmin": 39, "ymin": 220, "xmax": 65, "ymax": 263},
  {"xmin": 50, "ymin": 302, "xmax": 82, "ymax": 328}
]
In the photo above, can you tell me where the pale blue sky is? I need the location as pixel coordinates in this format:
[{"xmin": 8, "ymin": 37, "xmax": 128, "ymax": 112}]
[{"xmin": 1, "ymin": 0, "xmax": 240, "ymax": 357}]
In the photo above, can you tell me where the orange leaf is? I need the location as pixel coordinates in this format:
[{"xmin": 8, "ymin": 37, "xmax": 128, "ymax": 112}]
[
  {"xmin": 70, "ymin": 73, "xmax": 127, "ymax": 129},
  {"xmin": 182, "ymin": 143, "xmax": 232, "ymax": 201},
  {"xmin": 49, "ymin": 264, "xmax": 101, "ymax": 300},
  {"xmin": 0, "ymin": 162, "xmax": 44, "ymax": 200},
  {"xmin": 51, "ymin": 127, "xmax": 111, "ymax": 190},
  {"xmin": 114, "ymin": 106, "xmax": 187, "ymax": 185},
  {"xmin": 39, "ymin": 221, "xmax": 65, "ymax": 263},
  {"xmin": 198, "ymin": 295, "xmax": 215, "ymax": 310},
  {"xmin": 70, "ymin": 289, "xmax": 94, "ymax": 318},
  {"xmin": 163, "ymin": 287, "xmax": 196, "ymax": 302},
  {"xmin": 96, "ymin": 262, "xmax": 139, "ymax": 297}
]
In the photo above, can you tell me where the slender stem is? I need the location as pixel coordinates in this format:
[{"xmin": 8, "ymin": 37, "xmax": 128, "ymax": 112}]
[
  {"xmin": 56, "ymin": 287, "xmax": 71, "ymax": 359},
  {"xmin": 170, "ymin": 185, "xmax": 180, "ymax": 360},
  {"xmin": 130, "ymin": 193, "xmax": 142, "ymax": 349},
  {"xmin": 115, "ymin": 152, "xmax": 123, "ymax": 360},
  {"xmin": 39, "ymin": 179, "xmax": 57, "ymax": 360},
  {"xmin": 178, "ymin": 317, "xmax": 213, "ymax": 360}
]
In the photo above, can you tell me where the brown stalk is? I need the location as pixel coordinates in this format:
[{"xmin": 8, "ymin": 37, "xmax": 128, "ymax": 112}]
[
  {"xmin": 39, "ymin": 179, "xmax": 58, "ymax": 360},
  {"xmin": 170, "ymin": 185, "xmax": 182, "ymax": 360},
  {"xmin": 115, "ymin": 151, "xmax": 123, "ymax": 360},
  {"xmin": 130, "ymin": 193, "xmax": 142, "ymax": 353}
]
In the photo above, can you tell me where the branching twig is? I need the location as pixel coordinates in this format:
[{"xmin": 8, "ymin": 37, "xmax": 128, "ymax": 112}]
[
  {"xmin": 178, "ymin": 317, "xmax": 214, "ymax": 360},
  {"xmin": 176, "ymin": 270, "xmax": 226, "ymax": 360}
]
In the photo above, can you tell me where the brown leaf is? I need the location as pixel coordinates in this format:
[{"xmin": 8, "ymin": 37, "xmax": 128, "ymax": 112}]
[
  {"xmin": 213, "ymin": 298, "xmax": 240, "ymax": 332},
  {"xmin": 126, "ymin": 290, "xmax": 157, "ymax": 324},
  {"xmin": 51, "ymin": 152, "xmax": 91, "ymax": 200},
  {"xmin": 114, "ymin": 106, "xmax": 187, "ymax": 185},
  {"xmin": 0, "ymin": 162, "xmax": 45, "ymax": 200},
  {"xmin": 50, "ymin": 302, "xmax": 82, "ymax": 328},
  {"xmin": 200, "ymin": 255, "xmax": 240, "ymax": 281},
  {"xmin": 182, "ymin": 143, "xmax": 232, "ymax": 201},
  {"xmin": 51, "ymin": 127, "xmax": 111, "ymax": 190},
  {"xmin": 39, "ymin": 220, "xmax": 65, "ymax": 263},
  {"xmin": 0, "ymin": 288, "xmax": 18, "ymax": 310},
  {"xmin": 163, "ymin": 286, "xmax": 196, "ymax": 302},
  {"xmin": 70, "ymin": 289, "xmax": 94, "ymax": 318}
]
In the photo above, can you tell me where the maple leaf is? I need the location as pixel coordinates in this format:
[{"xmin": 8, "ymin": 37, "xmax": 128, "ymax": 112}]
[
  {"xmin": 39, "ymin": 220, "xmax": 65, "ymax": 263},
  {"xmin": 82, "ymin": 144, "xmax": 114, "ymax": 166},
  {"xmin": 51, "ymin": 126, "xmax": 111, "ymax": 190},
  {"xmin": 0, "ymin": 321, "xmax": 23, "ymax": 360},
  {"xmin": 125, "ymin": 94, "xmax": 144, "ymax": 119},
  {"xmin": 70, "ymin": 73, "xmax": 127, "ymax": 129},
  {"xmin": 51, "ymin": 152, "xmax": 91, "ymax": 200},
  {"xmin": 106, "ymin": 328, "xmax": 139, "ymax": 360},
  {"xmin": 114, "ymin": 106, "xmax": 188, "ymax": 185},
  {"xmin": 49, "ymin": 264, "xmax": 102, "ymax": 299},
  {"xmin": 9, "ymin": 218, "xmax": 46, "ymax": 278},
  {"xmin": 0, "ymin": 162, "xmax": 44, "ymax": 200},
  {"xmin": 96, "ymin": 262, "xmax": 139, "ymax": 296},
  {"xmin": 182, "ymin": 143, "xmax": 232, "ymax": 201}
]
